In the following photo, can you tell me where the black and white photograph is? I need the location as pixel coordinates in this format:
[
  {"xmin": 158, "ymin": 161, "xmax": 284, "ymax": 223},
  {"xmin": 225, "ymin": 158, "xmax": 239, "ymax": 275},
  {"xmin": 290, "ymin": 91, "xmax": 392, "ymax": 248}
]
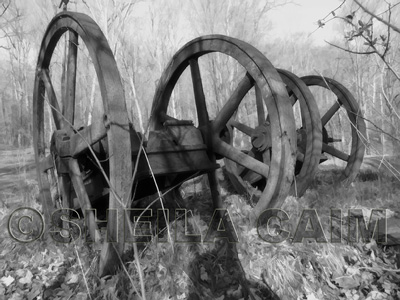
[{"xmin": 0, "ymin": 0, "xmax": 399, "ymax": 299}]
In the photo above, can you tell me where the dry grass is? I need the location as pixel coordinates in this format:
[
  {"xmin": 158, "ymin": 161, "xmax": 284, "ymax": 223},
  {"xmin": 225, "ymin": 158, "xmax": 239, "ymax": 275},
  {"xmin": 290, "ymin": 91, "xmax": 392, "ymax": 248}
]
[
  {"xmin": 0, "ymin": 146, "xmax": 37, "ymax": 207},
  {"xmin": 1, "ymin": 146, "xmax": 400, "ymax": 299}
]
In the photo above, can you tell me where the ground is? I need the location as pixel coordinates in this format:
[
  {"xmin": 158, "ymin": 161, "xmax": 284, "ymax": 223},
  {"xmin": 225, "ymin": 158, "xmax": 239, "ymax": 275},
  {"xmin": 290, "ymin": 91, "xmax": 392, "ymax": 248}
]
[{"xmin": 0, "ymin": 145, "xmax": 400, "ymax": 299}]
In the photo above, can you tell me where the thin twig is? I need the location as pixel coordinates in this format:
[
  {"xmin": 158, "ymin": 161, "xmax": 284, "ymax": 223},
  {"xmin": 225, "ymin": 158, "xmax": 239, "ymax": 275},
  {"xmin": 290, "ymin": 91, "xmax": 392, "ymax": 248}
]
[
  {"xmin": 44, "ymin": 100, "xmax": 125, "ymax": 208},
  {"xmin": 74, "ymin": 245, "xmax": 93, "ymax": 300},
  {"xmin": 44, "ymin": 99, "xmax": 144, "ymax": 296},
  {"xmin": 139, "ymin": 147, "xmax": 174, "ymax": 245},
  {"xmin": 360, "ymin": 266, "xmax": 400, "ymax": 273},
  {"xmin": 321, "ymin": 0, "xmax": 347, "ymax": 21},
  {"xmin": 308, "ymin": 0, "xmax": 347, "ymax": 36},
  {"xmin": 325, "ymin": 40, "xmax": 375, "ymax": 55},
  {"xmin": 112, "ymin": 243, "xmax": 143, "ymax": 299},
  {"xmin": 353, "ymin": 0, "xmax": 400, "ymax": 34},
  {"xmin": 0, "ymin": 0, "xmax": 10, "ymax": 18},
  {"xmin": 315, "ymin": 72, "xmax": 400, "ymax": 181}
]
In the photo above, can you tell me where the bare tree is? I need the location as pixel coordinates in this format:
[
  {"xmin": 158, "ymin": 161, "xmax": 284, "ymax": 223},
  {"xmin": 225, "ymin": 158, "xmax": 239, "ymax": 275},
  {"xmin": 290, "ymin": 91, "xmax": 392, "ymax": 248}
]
[
  {"xmin": 1, "ymin": 2, "xmax": 34, "ymax": 146},
  {"xmin": 316, "ymin": 0, "xmax": 400, "ymax": 155}
]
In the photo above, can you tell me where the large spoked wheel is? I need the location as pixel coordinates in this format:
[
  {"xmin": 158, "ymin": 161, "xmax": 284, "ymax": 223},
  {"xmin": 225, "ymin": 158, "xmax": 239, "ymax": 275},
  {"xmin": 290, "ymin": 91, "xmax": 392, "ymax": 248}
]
[
  {"xmin": 150, "ymin": 35, "xmax": 297, "ymax": 215},
  {"xmin": 225, "ymin": 69, "xmax": 322, "ymax": 198},
  {"xmin": 301, "ymin": 75, "xmax": 366, "ymax": 182},
  {"xmin": 33, "ymin": 12, "xmax": 132, "ymax": 276}
]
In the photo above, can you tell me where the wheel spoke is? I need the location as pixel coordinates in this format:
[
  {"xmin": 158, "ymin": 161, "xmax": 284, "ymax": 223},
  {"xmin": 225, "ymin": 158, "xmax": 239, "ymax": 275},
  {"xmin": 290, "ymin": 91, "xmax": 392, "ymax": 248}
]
[
  {"xmin": 213, "ymin": 138, "xmax": 269, "ymax": 177},
  {"xmin": 322, "ymin": 143, "xmax": 349, "ymax": 161},
  {"xmin": 242, "ymin": 171, "xmax": 263, "ymax": 185},
  {"xmin": 65, "ymin": 30, "xmax": 78, "ymax": 124},
  {"xmin": 40, "ymin": 69, "xmax": 63, "ymax": 129},
  {"xmin": 213, "ymin": 73, "xmax": 253, "ymax": 133},
  {"xmin": 237, "ymin": 149, "xmax": 255, "ymax": 175},
  {"xmin": 69, "ymin": 159, "xmax": 101, "ymax": 242},
  {"xmin": 287, "ymin": 89, "xmax": 296, "ymax": 106},
  {"xmin": 34, "ymin": 11, "xmax": 134, "ymax": 276},
  {"xmin": 229, "ymin": 120, "xmax": 255, "ymax": 136},
  {"xmin": 189, "ymin": 58, "xmax": 209, "ymax": 127},
  {"xmin": 255, "ymin": 84, "xmax": 265, "ymax": 125},
  {"xmin": 321, "ymin": 101, "xmax": 341, "ymax": 126}
]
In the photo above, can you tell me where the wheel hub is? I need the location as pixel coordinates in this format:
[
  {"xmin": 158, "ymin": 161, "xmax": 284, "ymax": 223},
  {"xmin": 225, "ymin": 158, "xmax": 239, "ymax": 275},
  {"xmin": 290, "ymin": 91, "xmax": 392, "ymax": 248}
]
[
  {"xmin": 251, "ymin": 122, "xmax": 271, "ymax": 152},
  {"xmin": 50, "ymin": 130, "xmax": 71, "ymax": 157},
  {"xmin": 296, "ymin": 128, "xmax": 307, "ymax": 157}
]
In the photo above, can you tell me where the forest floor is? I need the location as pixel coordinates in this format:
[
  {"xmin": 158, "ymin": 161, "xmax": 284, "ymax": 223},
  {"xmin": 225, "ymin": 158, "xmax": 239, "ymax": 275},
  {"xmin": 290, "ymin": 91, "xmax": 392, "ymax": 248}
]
[{"xmin": 0, "ymin": 145, "xmax": 400, "ymax": 300}]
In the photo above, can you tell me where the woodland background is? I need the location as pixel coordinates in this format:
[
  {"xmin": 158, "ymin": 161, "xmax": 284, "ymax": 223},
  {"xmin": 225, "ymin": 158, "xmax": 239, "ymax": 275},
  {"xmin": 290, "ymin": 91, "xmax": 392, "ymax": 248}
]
[
  {"xmin": 0, "ymin": 1, "xmax": 400, "ymax": 299},
  {"xmin": 0, "ymin": 0, "xmax": 399, "ymax": 156}
]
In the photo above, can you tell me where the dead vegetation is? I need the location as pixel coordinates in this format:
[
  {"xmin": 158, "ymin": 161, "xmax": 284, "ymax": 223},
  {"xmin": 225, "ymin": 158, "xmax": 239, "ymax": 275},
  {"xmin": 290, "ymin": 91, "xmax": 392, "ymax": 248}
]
[{"xmin": 0, "ymin": 147, "xmax": 399, "ymax": 299}]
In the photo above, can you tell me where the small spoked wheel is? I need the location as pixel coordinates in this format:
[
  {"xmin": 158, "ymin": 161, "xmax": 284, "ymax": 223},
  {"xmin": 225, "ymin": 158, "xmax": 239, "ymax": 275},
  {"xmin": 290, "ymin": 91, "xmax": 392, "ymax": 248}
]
[
  {"xmin": 301, "ymin": 75, "xmax": 367, "ymax": 183},
  {"xmin": 225, "ymin": 68, "xmax": 323, "ymax": 198},
  {"xmin": 33, "ymin": 12, "xmax": 132, "ymax": 276},
  {"xmin": 149, "ymin": 35, "xmax": 297, "ymax": 214}
]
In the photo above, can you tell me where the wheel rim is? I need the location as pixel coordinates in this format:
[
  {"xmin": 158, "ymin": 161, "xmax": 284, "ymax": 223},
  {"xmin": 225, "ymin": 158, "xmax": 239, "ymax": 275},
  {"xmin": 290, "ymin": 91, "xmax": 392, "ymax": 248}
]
[
  {"xmin": 33, "ymin": 11, "xmax": 132, "ymax": 276},
  {"xmin": 301, "ymin": 75, "xmax": 366, "ymax": 182},
  {"xmin": 150, "ymin": 35, "xmax": 297, "ymax": 213},
  {"xmin": 278, "ymin": 69, "xmax": 323, "ymax": 196},
  {"xmin": 224, "ymin": 69, "xmax": 323, "ymax": 198}
]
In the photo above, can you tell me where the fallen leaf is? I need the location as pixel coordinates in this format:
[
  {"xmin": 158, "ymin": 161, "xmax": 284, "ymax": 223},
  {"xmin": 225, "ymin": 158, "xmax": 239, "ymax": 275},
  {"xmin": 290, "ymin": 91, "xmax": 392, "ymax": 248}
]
[
  {"xmin": 200, "ymin": 266, "xmax": 208, "ymax": 281},
  {"xmin": 326, "ymin": 279, "xmax": 338, "ymax": 290},
  {"xmin": 27, "ymin": 287, "xmax": 41, "ymax": 300},
  {"xmin": 19, "ymin": 270, "xmax": 33, "ymax": 285},
  {"xmin": 0, "ymin": 275, "xmax": 15, "ymax": 287},
  {"xmin": 333, "ymin": 275, "xmax": 360, "ymax": 289},
  {"xmin": 66, "ymin": 272, "xmax": 79, "ymax": 284},
  {"xmin": 75, "ymin": 292, "xmax": 88, "ymax": 300},
  {"xmin": 9, "ymin": 292, "xmax": 22, "ymax": 300},
  {"xmin": 306, "ymin": 293, "xmax": 319, "ymax": 300},
  {"xmin": 346, "ymin": 266, "xmax": 360, "ymax": 276},
  {"xmin": 0, "ymin": 246, "xmax": 13, "ymax": 257},
  {"xmin": 371, "ymin": 250, "xmax": 376, "ymax": 261}
]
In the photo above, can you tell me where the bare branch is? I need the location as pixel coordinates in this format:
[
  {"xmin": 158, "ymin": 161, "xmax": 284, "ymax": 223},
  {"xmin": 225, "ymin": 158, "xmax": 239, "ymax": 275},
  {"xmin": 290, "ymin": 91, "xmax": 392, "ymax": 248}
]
[
  {"xmin": 0, "ymin": 0, "xmax": 10, "ymax": 17},
  {"xmin": 353, "ymin": 0, "xmax": 400, "ymax": 35},
  {"xmin": 374, "ymin": 50, "xmax": 400, "ymax": 81},
  {"xmin": 321, "ymin": 0, "xmax": 347, "ymax": 21},
  {"xmin": 376, "ymin": 1, "xmax": 400, "ymax": 17},
  {"xmin": 325, "ymin": 40, "xmax": 375, "ymax": 55},
  {"xmin": 360, "ymin": 115, "xmax": 400, "ymax": 143},
  {"xmin": 381, "ymin": 3, "xmax": 391, "ymax": 58}
]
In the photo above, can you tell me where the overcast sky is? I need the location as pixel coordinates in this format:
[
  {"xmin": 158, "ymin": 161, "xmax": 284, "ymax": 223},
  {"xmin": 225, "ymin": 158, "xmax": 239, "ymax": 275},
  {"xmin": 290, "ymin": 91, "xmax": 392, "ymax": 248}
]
[{"xmin": 269, "ymin": 0, "xmax": 344, "ymax": 43}]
